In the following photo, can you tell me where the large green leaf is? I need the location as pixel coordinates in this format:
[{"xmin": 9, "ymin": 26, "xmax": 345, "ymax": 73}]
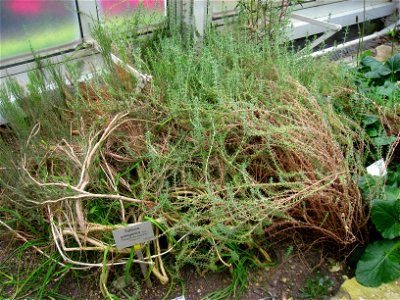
[
  {"xmin": 364, "ymin": 64, "xmax": 392, "ymax": 79},
  {"xmin": 362, "ymin": 115, "xmax": 379, "ymax": 126},
  {"xmin": 387, "ymin": 165, "xmax": 400, "ymax": 187},
  {"xmin": 371, "ymin": 135, "xmax": 397, "ymax": 146},
  {"xmin": 385, "ymin": 53, "xmax": 400, "ymax": 74},
  {"xmin": 385, "ymin": 186, "xmax": 400, "ymax": 202},
  {"xmin": 356, "ymin": 240, "xmax": 400, "ymax": 287},
  {"xmin": 366, "ymin": 127, "xmax": 378, "ymax": 137},
  {"xmin": 361, "ymin": 56, "xmax": 382, "ymax": 69},
  {"xmin": 377, "ymin": 80, "xmax": 398, "ymax": 97},
  {"xmin": 357, "ymin": 174, "xmax": 384, "ymax": 200},
  {"xmin": 360, "ymin": 50, "xmax": 374, "ymax": 59},
  {"xmin": 372, "ymin": 198, "xmax": 400, "ymax": 239}
]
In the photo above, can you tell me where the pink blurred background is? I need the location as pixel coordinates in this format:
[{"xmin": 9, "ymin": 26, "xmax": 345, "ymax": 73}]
[
  {"xmin": 6, "ymin": 0, "xmax": 68, "ymax": 16},
  {"xmin": 5, "ymin": 0, "xmax": 165, "ymax": 16}
]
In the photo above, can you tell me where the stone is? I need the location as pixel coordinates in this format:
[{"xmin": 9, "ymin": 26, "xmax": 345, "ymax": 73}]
[
  {"xmin": 329, "ymin": 262, "xmax": 341, "ymax": 273},
  {"xmin": 375, "ymin": 45, "xmax": 394, "ymax": 62},
  {"xmin": 331, "ymin": 277, "xmax": 400, "ymax": 300}
]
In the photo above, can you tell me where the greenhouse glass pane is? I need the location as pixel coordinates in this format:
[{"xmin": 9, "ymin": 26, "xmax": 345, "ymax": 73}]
[
  {"xmin": 98, "ymin": 0, "xmax": 166, "ymax": 24},
  {"xmin": 0, "ymin": 0, "xmax": 81, "ymax": 61},
  {"xmin": 212, "ymin": 0, "xmax": 239, "ymax": 14},
  {"xmin": 211, "ymin": 1, "xmax": 331, "ymax": 15}
]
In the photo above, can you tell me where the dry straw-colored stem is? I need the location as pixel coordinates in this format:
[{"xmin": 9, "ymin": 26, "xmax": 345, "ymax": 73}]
[{"xmin": 22, "ymin": 114, "xmax": 154, "ymax": 234}]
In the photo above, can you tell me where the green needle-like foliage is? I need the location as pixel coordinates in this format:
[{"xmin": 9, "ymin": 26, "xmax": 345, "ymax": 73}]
[{"xmin": 0, "ymin": 18, "xmax": 370, "ymax": 299}]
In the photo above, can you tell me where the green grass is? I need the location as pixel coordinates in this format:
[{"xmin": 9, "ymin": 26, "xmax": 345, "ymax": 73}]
[
  {"xmin": 0, "ymin": 235, "xmax": 73, "ymax": 299},
  {"xmin": 0, "ymin": 23, "xmax": 79, "ymax": 60}
]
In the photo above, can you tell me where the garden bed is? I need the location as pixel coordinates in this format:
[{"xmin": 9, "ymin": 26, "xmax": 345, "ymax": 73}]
[{"xmin": 0, "ymin": 11, "xmax": 399, "ymax": 300}]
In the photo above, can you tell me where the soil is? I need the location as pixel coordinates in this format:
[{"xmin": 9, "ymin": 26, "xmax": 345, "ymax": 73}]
[
  {"xmin": 138, "ymin": 241, "xmax": 347, "ymax": 300},
  {"xmin": 1, "ymin": 230, "xmax": 348, "ymax": 300}
]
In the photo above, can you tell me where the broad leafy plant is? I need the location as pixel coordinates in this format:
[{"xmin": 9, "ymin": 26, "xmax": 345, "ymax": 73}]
[
  {"xmin": 356, "ymin": 166, "xmax": 400, "ymax": 287},
  {"xmin": 356, "ymin": 52, "xmax": 400, "ymax": 99},
  {"xmin": 362, "ymin": 114, "xmax": 396, "ymax": 147}
]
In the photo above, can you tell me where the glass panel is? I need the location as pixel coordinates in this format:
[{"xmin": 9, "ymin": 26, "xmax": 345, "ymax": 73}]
[
  {"xmin": 211, "ymin": 1, "xmax": 347, "ymax": 16},
  {"xmin": 97, "ymin": 0, "xmax": 166, "ymax": 25},
  {"xmin": 0, "ymin": 0, "xmax": 81, "ymax": 62},
  {"xmin": 212, "ymin": 0, "xmax": 239, "ymax": 15}
]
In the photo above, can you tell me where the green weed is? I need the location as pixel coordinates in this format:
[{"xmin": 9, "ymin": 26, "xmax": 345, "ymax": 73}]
[
  {"xmin": 299, "ymin": 271, "xmax": 334, "ymax": 299},
  {"xmin": 0, "ymin": 239, "xmax": 73, "ymax": 299}
]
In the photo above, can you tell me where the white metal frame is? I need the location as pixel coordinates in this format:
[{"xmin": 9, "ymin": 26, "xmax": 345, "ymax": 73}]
[
  {"xmin": 76, "ymin": 0, "xmax": 99, "ymax": 41},
  {"xmin": 291, "ymin": 13, "xmax": 342, "ymax": 49},
  {"xmin": 290, "ymin": 0, "xmax": 396, "ymax": 40},
  {"xmin": 193, "ymin": 0, "xmax": 209, "ymax": 39}
]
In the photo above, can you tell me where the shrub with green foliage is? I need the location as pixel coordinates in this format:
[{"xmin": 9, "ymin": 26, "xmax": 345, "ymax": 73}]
[{"xmin": 0, "ymin": 20, "xmax": 372, "ymax": 299}]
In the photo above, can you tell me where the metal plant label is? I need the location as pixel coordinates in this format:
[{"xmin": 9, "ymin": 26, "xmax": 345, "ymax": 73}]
[{"xmin": 112, "ymin": 221, "xmax": 155, "ymax": 249}]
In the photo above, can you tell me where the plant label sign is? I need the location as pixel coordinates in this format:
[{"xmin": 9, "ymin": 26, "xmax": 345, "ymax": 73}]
[
  {"xmin": 367, "ymin": 159, "xmax": 387, "ymax": 177},
  {"xmin": 112, "ymin": 221, "xmax": 155, "ymax": 250}
]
